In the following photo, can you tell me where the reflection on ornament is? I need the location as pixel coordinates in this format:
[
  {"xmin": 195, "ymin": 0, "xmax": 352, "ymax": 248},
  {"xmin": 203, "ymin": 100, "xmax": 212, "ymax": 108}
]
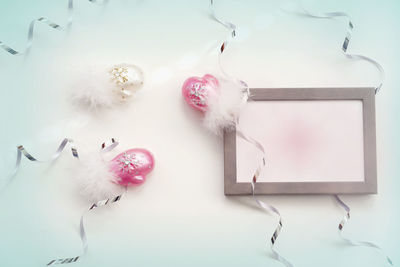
[
  {"xmin": 109, "ymin": 63, "xmax": 144, "ymax": 101},
  {"xmin": 71, "ymin": 63, "xmax": 145, "ymax": 109},
  {"xmin": 182, "ymin": 74, "xmax": 220, "ymax": 112},
  {"xmin": 110, "ymin": 148, "xmax": 154, "ymax": 186},
  {"xmin": 118, "ymin": 152, "xmax": 140, "ymax": 174}
]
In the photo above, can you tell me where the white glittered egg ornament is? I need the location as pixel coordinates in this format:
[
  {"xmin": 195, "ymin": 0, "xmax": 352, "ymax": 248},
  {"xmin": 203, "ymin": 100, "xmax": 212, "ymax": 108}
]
[
  {"xmin": 109, "ymin": 63, "xmax": 144, "ymax": 100},
  {"xmin": 71, "ymin": 63, "xmax": 144, "ymax": 110}
]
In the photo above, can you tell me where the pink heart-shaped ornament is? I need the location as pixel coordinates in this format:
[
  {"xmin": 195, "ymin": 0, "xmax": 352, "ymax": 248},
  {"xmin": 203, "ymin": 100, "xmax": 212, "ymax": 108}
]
[
  {"xmin": 182, "ymin": 74, "xmax": 220, "ymax": 112},
  {"xmin": 109, "ymin": 148, "xmax": 155, "ymax": 186}
]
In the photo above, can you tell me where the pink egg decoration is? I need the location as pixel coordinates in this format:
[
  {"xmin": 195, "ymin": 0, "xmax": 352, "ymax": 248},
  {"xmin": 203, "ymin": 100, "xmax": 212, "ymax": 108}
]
[
  {"xmin": 182, "ymin": 74, "xmax": 220, "ymax": 112},
  {"xmin": 109, "ymin": 148, "xmax": 155, "ymax": 186}
]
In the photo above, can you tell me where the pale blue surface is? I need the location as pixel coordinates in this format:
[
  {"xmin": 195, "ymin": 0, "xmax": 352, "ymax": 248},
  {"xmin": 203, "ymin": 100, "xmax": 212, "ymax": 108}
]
[{"xmin": 0, "ymin": 0, "xmax": 399, "ymax": 266}]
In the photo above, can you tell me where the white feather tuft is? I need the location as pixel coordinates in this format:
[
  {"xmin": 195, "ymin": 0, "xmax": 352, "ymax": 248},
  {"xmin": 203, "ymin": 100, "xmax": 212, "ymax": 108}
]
[
  {"xmin": 70, "ymin": 65, "xmax": 118, "ymax": 110},
  {"xmin": 203, "ymin": 79, "xmax": 246, "ymax": 135},
  {"xmin": 74, "ymin": 152, "xmax": 124, "ymax": 202}
]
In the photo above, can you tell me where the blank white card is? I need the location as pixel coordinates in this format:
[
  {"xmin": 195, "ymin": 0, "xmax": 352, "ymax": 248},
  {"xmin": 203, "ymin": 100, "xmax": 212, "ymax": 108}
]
[{"xmin": 236, "ymin": 100, "xmax": 365, "ymax": 183}]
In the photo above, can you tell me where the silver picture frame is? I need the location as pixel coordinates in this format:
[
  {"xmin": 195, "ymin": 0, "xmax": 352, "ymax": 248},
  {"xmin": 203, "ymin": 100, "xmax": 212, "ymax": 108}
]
[{"xmin": 224, "ymin": 88, "xmax": 377, "ymax": 195}]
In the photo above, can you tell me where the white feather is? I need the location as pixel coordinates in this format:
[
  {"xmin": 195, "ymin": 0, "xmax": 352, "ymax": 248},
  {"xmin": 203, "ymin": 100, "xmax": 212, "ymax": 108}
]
[
  {"xmin": 203, "ymin": 78, "xmax": 246, "ymax": 135},
  {"xmin": 70, "ymin": 65, "xmax": 118, "ymax": 110},
  {"xmin": 74, "ymin": 152, "xmax": 124, "ymax": 202}
]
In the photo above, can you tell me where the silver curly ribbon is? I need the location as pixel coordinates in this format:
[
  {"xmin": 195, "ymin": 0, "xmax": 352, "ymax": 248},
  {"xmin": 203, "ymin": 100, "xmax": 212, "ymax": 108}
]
[
  {"xmin": 299, "ymin": 7, "xmax": 385, "ymax": 93},
  {"xmin": 7, "ymin": 138, "xmax": 79, "ymax": 183},
  {"xmin": 299, "ymin": 5, "xmax": 391, "ymax": 264},
  {"xmin": 238, "ymin": 126, "xmax": 293, "ymax": 267},
  {"xmin": 334, "ymin": 195, "xmax": 393, "ymax": 265},
  {"xmin": 2, "ymin": 137, "xmax": 125, "ymax": 265},
  {"xmin": 47, "ymin": 138, "xmax": 126, "ymax": 266},
  {"xmin": 47, "ymin": 194, "xmax": 125, "ymax": 266},
  {"xmin": 0, "ymin": 17, "xmax": 63, "ymax": 56},
  {"xmin": 210, "ymin": 1, "xmax": 293, "ymax": 266},
  {"xmin": 0, "ymin": 0, "xmax": 108, "ymax": 56},
  {"xmin": 209, "ymin": 0, "xmax": 249, "ymax": 95}
]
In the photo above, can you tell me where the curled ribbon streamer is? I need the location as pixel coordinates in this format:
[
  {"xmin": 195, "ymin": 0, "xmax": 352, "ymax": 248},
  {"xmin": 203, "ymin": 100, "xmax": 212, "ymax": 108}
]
[
  {"xmin": 299, "ymin": 7, "xmax": 385, "ymax": 94},
  {"xmin": 0, "ymin": 137, "xmax": 79, "ymax": 263},
  {"xmin": 210, "ymin": 1, "xmax": 292, "ymax": 266},
  {"xmin": 0, "ymin": 17, "xmax": 63, "ymax": 56},
  {"xmin": 8, "ymin": 138, "xmax": 79, "ymax": 184},
  {"xmin": 47, "ymin": 194, "xmax": 125, "ymax": 266},
  {"xmin": 0, "ymin": 0, "xmax": 72, "ymax": 56},
  {"xmin": 209, "ymin": 0, "xmax": 249, "ymax": 96},
  {"xmin": 334, "ymin": 195, "xmax": 393, "ymax": 265},
  {"xmin": 47, "ymin": 138, "xmax": 127, "ymax": 266},
  {"xmin": 238, "ymin": 125, "xmax": 293, "ymax": 267},
  {"xmin": 299, "ymin": 5, "xmax": 391, "ymax": 263},
  {"xmin": 0, "ymin": 0, "xmax": 107, "ymax": 56}
]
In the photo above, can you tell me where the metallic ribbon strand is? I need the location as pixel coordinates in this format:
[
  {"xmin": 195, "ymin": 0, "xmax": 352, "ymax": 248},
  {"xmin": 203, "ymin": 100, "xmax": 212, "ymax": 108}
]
[
  {"xmin": 300, "ymin": 7, "xmax": 385, "ymax": 94},
  {"xmin": 1, "ymin": 14, "xmax": 64, "ymax": 56},
  {"xmin": 251, "ymin": 182, "xmax": 293, "ymax": 267},
  {"xmin": 300, "ymin": 5, "xmax": 391, "ymax": 264},
  {"xmin": 0, "ymin": 0, "xmax": 71, "ymax": 56},
  {"xmin": 0, "ymin": 0, "xmax": 107, "ymax": 56},
  {"xmin": 238, "ymin": 125, "xmax": 293, "ymax": 267},
  {"xmin": 209, "ymin": 0, "xmax": 249, "ymax": 95},
  {"xmin": 334, "ymin": 195, "xmax": 393, "ymax": 265},
  {"xmin": 47, "ymin": 194, "xmax": 125, "ymax": 266},
  {"xmin": 1, "ymin": 137, "xmax": 79, "ymax": 263},
  {"xmin": 47, "ymin": 138, "xmax": 126, "ymax": 266},
  {"xmin": 8, "ymin": 138, "xmax": 79, "ymax": 182},
  {"xmin": 210, "ymin": 1, "xmax": 292, "ymax": 266}
]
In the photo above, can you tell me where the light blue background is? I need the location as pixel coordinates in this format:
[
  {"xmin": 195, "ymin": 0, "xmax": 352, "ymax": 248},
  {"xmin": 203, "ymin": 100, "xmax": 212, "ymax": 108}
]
[{"xmin": 0, "ymin": 0, "xmax": 399, "ymax": 266}]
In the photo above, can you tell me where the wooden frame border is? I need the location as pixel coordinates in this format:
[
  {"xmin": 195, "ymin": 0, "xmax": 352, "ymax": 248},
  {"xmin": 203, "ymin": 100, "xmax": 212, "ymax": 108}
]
[{"xmin": 224, "ymin": 88, "xmax": 377, "ymax": 195}]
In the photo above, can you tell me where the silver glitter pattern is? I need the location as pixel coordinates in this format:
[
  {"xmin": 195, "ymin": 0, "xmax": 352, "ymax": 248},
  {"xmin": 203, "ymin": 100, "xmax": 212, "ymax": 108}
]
[
  {"xmin": 118, "ymin": 152, "xmax": 140, "ymax": 174},
  {"xmin": 189, "ymin": 82, "xmax": 208, "ymax": 106}
]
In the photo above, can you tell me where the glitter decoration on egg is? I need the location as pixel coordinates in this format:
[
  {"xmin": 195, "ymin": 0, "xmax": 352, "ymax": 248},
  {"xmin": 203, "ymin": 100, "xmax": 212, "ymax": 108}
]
[
  {"xmin": 71, "ymin": 63, "xmax": 145, "ymax": 110},
  {"xmin": 109, "ymin": 63, "xmax": 144, "ymax": 101},
  {"xmin": 118, "ymin": 152, "xmax": 140, "ymax": 174},
  {"xmin": 181, "ymin": 74, "xmax": 245, "ymax": 135},
  {"xmin": 109, "ymin": 148, "xmax": 154, "ymax": 186},
  {"xmin": 75, "ymin": 147, "xmax": 155, "ymax": 202},
  {"xmin": 182, "ymin": 74, "xmax": 220, "ymax": 112}
]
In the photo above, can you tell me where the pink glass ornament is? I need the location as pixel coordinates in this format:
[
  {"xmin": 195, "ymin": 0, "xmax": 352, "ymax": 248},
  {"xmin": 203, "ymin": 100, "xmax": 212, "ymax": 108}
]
[
  {"xmin": 109, "ymin": 148, "xmax": 155, "ymax": 186},
  {"xmin": 182, "ymin": 74, "xmax": 220, "ymax": 112}
]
